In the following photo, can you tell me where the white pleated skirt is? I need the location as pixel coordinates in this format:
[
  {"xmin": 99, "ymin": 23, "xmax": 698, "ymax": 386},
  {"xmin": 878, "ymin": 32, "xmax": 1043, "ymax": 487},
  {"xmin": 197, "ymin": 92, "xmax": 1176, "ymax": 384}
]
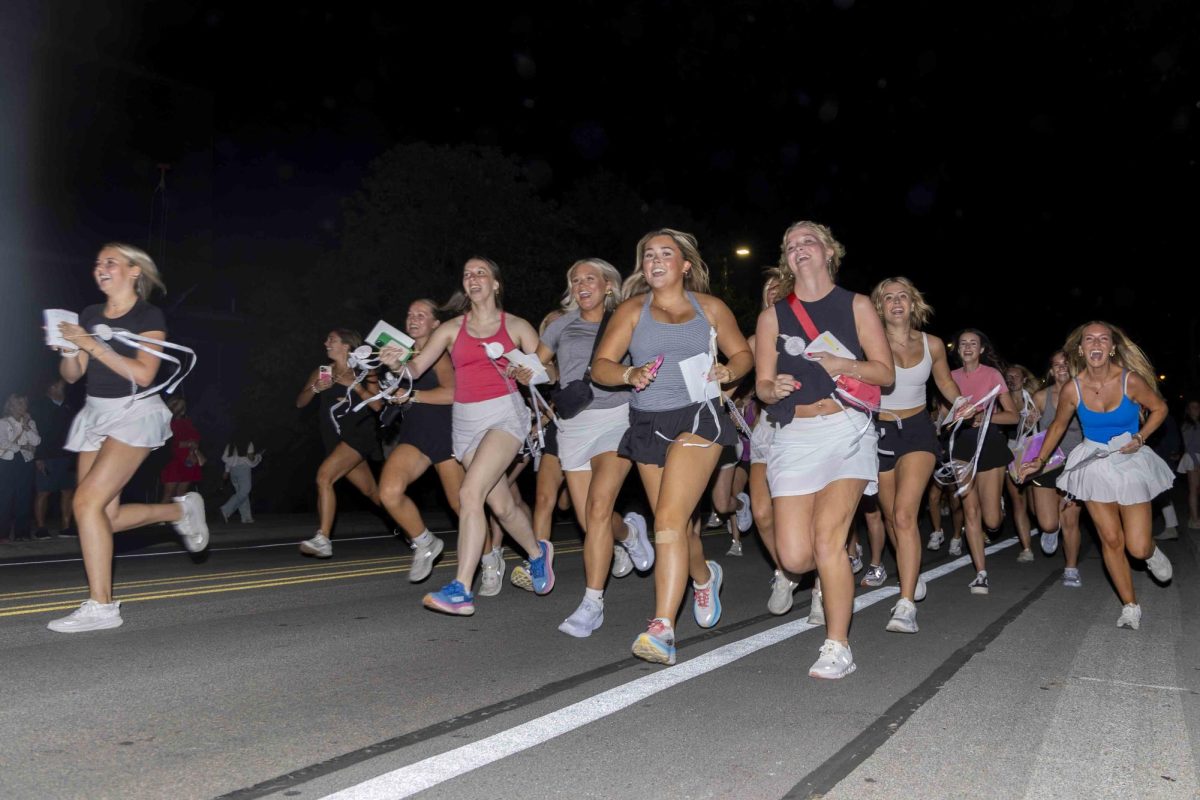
[
  {"xmin": 767, "ymin": 410, "xmax": 879, "ymax": 497},
  {"xmin": 1057, "ymin": 439, "xmax": 1175, "ymax": 505},
  {"xmin": 452, "ymin": 394, "xmax": 529, "ymax": 462},
  {"xmin": 65, "ymin": 395, "xmax": 173, "ymax": 453},
  {"xmin": 555, "ymin": 403, "xmax": 630, "ymax": 472}
]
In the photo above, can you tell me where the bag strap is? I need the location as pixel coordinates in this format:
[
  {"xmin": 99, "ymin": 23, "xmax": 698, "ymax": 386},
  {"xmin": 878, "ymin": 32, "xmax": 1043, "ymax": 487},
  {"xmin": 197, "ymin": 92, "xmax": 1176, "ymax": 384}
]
[
  {"xmin": 786, "ymin": 292, "xmax": 820, "ymax": 340},
  {"xmin": 582, "ymin": 310, "xmax": 613, "ymax": 378}
]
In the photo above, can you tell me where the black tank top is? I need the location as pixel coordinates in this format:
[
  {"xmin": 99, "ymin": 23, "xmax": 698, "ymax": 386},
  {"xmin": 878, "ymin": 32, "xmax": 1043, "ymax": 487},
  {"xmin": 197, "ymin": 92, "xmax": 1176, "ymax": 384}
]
[{"xmin": 766, "ymin": 285, "xmax": 863, "ymax": 425}]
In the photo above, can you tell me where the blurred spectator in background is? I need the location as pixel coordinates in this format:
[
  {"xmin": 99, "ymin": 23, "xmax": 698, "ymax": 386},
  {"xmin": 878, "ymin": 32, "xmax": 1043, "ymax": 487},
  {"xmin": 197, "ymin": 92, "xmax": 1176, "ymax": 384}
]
[
  {"xmin": 0, "ymin": 393, "xmax": 41, "ymax": 541},
  {"xmin": 31, "ymin": 378, "xmax": 76, "ymax": 538}
]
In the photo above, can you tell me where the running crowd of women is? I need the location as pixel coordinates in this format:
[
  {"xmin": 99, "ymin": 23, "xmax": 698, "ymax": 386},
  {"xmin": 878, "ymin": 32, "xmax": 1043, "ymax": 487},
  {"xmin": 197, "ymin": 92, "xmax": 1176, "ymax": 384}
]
[{"xmin": 46, "ymin": 228, "xmax": 1197, "ymax": 682}]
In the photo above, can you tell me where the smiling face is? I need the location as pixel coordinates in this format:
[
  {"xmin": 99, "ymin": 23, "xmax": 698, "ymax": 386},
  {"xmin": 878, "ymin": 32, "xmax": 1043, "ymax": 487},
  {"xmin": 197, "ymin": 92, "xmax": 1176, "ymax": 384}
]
[
  {"xmin": 324, "ymin": 331, "xmax": 350, "ymax": 360},
  {"xmin": 570, "ymin": 262, "xmax": 610, "ymax": 313},
  {"xmin": 957, "ymin": 332, "xmax": 982, "ymax": 366},
  {"xmin": 1079, "ymin": 323, "xmax": 1114, "ymax": 369},
  {"xmin": 462, "ymin": 258, "xmax": 499, "ymax": 302},
  {"xmin": 405, "ymin": 301, "xmax": 439, "ymax": 340},
  {"xmin": 783, "ymin": 226, "xmax": 832, "ymax": 278},
  {"xmin": 1049, "ymin": 352, "xmax": 1070, "ymax": 386},
  {"xmin": 640, "ymin": 234, "xmax": 690, "ymax": 290},
  {"xmin": 1004, "ymin": 368, "xmax": 1026, "ymax": 392},
  {"xmin": 879, "ymin": 281, "xmax": 912, "ymax": 326},
  {"xmin": 93, "ymin": 247, "xmax": 140, "ymax": 298}
]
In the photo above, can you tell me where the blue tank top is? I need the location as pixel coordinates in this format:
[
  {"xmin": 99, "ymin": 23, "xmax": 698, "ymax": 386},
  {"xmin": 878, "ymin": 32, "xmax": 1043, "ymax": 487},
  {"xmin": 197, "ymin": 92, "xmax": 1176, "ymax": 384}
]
[
  {"xmin": 628, "ymin": 292, "xmax": 712, "ymax": 412},
  {"xmin": 1074, "ymin": 372, "xmax": 1140, "ymax": 443},
  {"xmin": 766, "ymin": 286, "xmax": 863, "ymax": 425}
]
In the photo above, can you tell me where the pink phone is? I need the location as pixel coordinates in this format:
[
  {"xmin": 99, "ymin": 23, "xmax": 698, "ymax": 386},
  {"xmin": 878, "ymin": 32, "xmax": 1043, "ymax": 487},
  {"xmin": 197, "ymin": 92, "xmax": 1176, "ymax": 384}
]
[
  {"xmin": 635, "ymin": 354, "xmax": 664, "ymax": 392},
  {"xmin": 318, "ymin": 365, "xmax": 332, "ymax": 382}
]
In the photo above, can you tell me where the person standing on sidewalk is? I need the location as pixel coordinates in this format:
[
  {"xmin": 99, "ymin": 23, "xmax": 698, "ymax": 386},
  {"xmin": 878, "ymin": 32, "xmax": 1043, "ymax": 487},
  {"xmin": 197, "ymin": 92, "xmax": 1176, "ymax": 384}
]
[
  {"xmin": 31, "ymin": 378, "xmax": 76, "ymax": 538},
  {"xmin": 0, "ymin": 393, "xmax": 40, "ymax": 541},
  {"xmin": 220, "ymin": 435, "xmax": 262, "ymax": 523}
]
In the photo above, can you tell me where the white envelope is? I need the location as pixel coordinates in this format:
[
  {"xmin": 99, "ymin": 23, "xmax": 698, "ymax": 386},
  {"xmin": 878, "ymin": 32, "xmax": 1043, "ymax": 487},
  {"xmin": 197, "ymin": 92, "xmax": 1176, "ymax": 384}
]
[
  {"xmin": 504, "ymin": 349, "xmax": 550, "ymax": 385},
  {"xmin": 678, "ymin": 352, "xmax": 720, "ymax": 402},
  {"xmin": 803, "ymin": 330, "xmax": 855, "ymax": 360},
  {"xmin": 44, "ymin": 309, "xmax": 79, "ymax": 349}
]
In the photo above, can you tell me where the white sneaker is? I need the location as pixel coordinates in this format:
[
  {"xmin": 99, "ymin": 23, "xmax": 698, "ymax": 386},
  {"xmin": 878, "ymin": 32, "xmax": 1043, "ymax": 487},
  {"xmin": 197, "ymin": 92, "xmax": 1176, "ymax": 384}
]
[
  {"xmin": 299, "ymin": 532, "xmax": 332, "ymax": 558},
  {"xmin": 1062, "ymin": 568, "xmax": 1082, "ymax": 588},
  {"xmin": 620, "ymin": 512, "xmax": 654, "ymax": 571},
  {"xmin": 478, "ymin": 548, "xmax": 503, "ymax": 596},
  {"xmin": 726, "ymin": 539, "xmax": 743, "ymax": 557},
  {"xmin": 408, "ymin": 535, "xmax": 444, "ymax": 583},
  {"xmin": 915, "ymin": 578, "xmax": 927, "ymax": 602},
  {"xmin": 886, "ymin": 598, "xmax": 919, "ymax": 633},
  {"xmin": 558, "ymin": 597, "xmax": 605, "ymax": 638},
  {"xmin": 807, "ymin": 588, "xmax": 825, "ymax": 625},
  {"xmin": 1016, "ymin": 548, "xmax": 1034, "ymax": 563},
  {"xmin": 927, "ymin": 530, "xmax": 945, "ymax": 550},
  {"xmin": 47, "ymin": 600, "xmax": 123, "ymax": 632},
  {"xmin": 850, "ymin": 553, "xmax": 864, "ymax": 574},
  {"xmin": 692, "ymin": 561, "xmax": 723, "ymax": 628},
  {"xmin": 768, "ymin": 570, "xmax": 798, "ymax": 615},
  {"xmin": 1155, "ymin": 526, "xmax": 1179, "ymax": 541},
  {"xmin": 734, "ymin": 492, "xmax": 753, "ymax": 533},
  {"xmin": 1116, "ymin": 603, "xmax": 1141, "ymax": 630},
  {"xmin": 948, "ymin": 537, "xmax": 963, "ymax": 557},
  {"xmin": 1146, "ymin": 548, "xmax": 1173, "ymax": 582},
  {"xmin": 969, "ymin": 571, "xmax": 989, "ymax": 595},
  {"xmin": 173, "ymin": 492, "xmax": 209, "ymax": 552},
  {"xmin": 809, "ymin": 639, "xmax": 856, "ymax": 679},
  {"xmin": 611, "ymin": 543, "xmax": 634, "ymax": 577},
  {"xmin": 705, "ymin": 511, "xmax": 723, "ymax": 530},
  {"xmin": 1041, "ymin": 529, "xmax": 1060, "ymax": 555},
  {"xmin": 860, "ymin": 564, "xmax": 886, "ymax": 587}
]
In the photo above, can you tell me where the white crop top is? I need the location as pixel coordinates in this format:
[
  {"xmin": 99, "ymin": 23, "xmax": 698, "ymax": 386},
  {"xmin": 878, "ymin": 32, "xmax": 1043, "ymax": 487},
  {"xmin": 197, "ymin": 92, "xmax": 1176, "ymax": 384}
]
[{"xmin": 881, "ymin": 332, "xmax": 932, "ymax": 410}]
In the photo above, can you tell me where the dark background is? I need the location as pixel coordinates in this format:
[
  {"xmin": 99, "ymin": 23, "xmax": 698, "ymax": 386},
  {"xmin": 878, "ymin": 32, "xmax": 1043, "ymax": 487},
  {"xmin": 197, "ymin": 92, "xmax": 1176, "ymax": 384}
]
[{"xmin": 1, "ymin": 1, "xmax": 1196, "ymax": 512}]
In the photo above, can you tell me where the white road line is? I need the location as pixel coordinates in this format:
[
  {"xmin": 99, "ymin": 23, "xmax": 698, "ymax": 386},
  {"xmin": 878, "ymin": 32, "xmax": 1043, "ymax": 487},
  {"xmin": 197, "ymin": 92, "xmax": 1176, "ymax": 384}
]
[
  {"xmin": 319, "ymin": 539, "xmax": 1020, "ymax": 800},
  {"xmin": 1073, "ymin": 675, "xmax": 1193, "ymax": 693}
]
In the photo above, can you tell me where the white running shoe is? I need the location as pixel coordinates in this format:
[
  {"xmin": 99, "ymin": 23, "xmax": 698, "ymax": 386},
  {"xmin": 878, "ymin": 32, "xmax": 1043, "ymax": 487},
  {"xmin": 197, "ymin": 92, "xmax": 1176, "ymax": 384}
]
[
  {"xmin": 809, "ymin": 639, "xmax": 856, "ymax": 679},
  {"xmin": 47, "ymin": 600, "xmax": 123, "ymax": 633},
  {"xmin": 915, "ymin": 578, "xmax": 928, "ymax": 602},
  {"xmin": 1145, "ymin": 548, "xmax": 1173, "ymax": 583},
  {"xmin": 1116, "ymin": 603, "xmax": 1141, "ymax": 630},
  {"xmin": 948, "ymin": 537, "xmax": 963, "ymax": 557},
  {"xmin": 1062, "ymin": 568, "xmax": 1082, "ymax": 588},
  {"xmin": 1040, "ymin": 529, "xmax": 1060, "ymax": 555},
  {"xmin": 611, "ymin": 543, "xmax": 634, "ymax": 577},
  {"xmin": 726, "ymin": 539, "xmax": 743, "ymax": 557},
  {"xmin": 860, "ymin": 564, "xmax": 887, "ymax": 587},
  {"xmin": 692, "ymin": 561, "xmax": 723, "ymax": 628},
  {"xmin": 408, "ymin": 535, "xmax": 444, "ymax": 583},
  {"xmin": 734, "ymin": 492, "xmax": 753, "ymax": 533},
  {"xmin": 558, "ymin": 597, "xmax": 605, "ymax": 638},
  {"xmin": 173, "ymin": 492, "xmax": 209, "ymax": 552},
  {"xmin": 927, "ymin": 530, "xmax": 945, "ymax": 550},
  {"xmin": 705, "ymin": 511, "xmax": 723, "ymax": 530},
  {"xmin": 850, "ymin": 553, "xmax": 864, "ymax": 574},
  {"xmin": 807, "ymin": 588, "xmax": 825, "ymax": 625},
  {"xmin": 1017, "ymin": 548, "xmax": 1035, "ymax": 563},
  {"xmin": 478, "ymin": 549, "xmax": 503, "ymax": 596},
  {"xmin": 768, "ymin": 571, "xmax": 798, "ymax": 615},
  {"xmin": 620, "ymin": 512, "xmax": 654, "ymax": 571},
  {"xmin": 886, "ymin": 598, "xmax": 918, "ymax": 633},
  {"xmin": 299, "ymin": 532, "xmax": 332, "ymax": 558},
  {"xmin": 1155, "ymin": 526, "xmax": 1179, "ymax": 541},
  {"xmin": 969, "ymin": 571, "xmax": 989, "ymax": 595}
]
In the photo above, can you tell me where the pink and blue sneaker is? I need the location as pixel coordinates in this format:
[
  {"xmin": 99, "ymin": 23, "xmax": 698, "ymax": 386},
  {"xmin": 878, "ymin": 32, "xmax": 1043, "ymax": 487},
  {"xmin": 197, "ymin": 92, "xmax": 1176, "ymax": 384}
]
[
  {"xmin": 632, "ymin": 618, "xmax": 676, "ymax": 665},
  {"xmin": 528, "ymin": 540, "xmax": 555, "ymax": 595},
  {"xmin": 423, "ymin": 580, "xmax": 475, "ymax": 615}
]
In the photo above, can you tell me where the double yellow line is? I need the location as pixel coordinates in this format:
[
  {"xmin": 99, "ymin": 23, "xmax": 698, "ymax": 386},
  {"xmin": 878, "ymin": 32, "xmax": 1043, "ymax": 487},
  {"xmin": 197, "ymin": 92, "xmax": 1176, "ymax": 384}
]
[{"xmin": 0, "ymin": 543, "xmax": 586, "ymax": 619}]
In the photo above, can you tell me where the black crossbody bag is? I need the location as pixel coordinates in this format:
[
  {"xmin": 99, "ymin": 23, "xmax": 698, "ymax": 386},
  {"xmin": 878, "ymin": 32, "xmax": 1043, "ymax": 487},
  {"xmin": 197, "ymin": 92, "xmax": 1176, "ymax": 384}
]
[{"xmin": 552, "ymin": 311, "xmax": 612, "ymax": 420}]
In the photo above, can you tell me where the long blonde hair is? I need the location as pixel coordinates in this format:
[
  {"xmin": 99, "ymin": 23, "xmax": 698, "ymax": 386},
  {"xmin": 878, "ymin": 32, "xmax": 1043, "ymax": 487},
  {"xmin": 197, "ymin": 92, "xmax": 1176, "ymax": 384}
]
[
  {"xmin": 560, "ymin": 258, "xmax": 622, "ymax": 312},
  {"xmin": 775, "ymin": 220, "xmax": 845, "ymax": 297},
  {"xmin": 621, "ymin": 229, "xmax": 710, "ymax": 299},
  {"xmin": 870, "ymin": 276, "xmax": 934, "ymax": 330},
  {"xmin": 104, "ymin": 242, "xmax": 166, "ymax": 298},
  {"xmin": 1063, "ymin": 321, "xmax": 1161, "ymax": 398}
]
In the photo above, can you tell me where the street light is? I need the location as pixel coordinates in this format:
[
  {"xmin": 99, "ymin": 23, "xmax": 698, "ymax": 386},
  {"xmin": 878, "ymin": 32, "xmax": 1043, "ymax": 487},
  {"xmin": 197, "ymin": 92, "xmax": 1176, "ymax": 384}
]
[{"xmin": 735, "ymin": 246, "xmax": 751, "ymax": 258}]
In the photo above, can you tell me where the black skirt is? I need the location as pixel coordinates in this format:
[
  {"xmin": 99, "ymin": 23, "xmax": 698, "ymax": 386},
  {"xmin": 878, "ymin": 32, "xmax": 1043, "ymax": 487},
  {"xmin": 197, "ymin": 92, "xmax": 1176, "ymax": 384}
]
[{"xmin": 618, "ymin": 400, "xmax": 738, "ymax": 468}]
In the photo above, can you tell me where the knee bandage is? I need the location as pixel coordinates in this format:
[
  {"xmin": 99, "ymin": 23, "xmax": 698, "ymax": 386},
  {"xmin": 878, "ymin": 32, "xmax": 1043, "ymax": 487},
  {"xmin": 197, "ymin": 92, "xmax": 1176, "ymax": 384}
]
[{"xmin": 654, "ymin": 528, "xmax": 683, "ymax": 544}]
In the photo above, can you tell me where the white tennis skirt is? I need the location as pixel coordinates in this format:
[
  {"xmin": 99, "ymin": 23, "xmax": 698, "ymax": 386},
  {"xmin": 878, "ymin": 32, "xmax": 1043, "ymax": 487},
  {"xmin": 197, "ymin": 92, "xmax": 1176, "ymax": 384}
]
[
  {"xmin": 1057, "ymin": 439, "xmax": 1175, "ymax": 505},
  {"xmin": 556, "ymin": 402, "xmax": 630, "ymax": 472},
  {"xmin": 767, "ymin": 409, "xmax": 879, "ymax": 497},
  {"xmin": 452, "ymin": 394, "xmax": 530, "ymax": 461},
  {"xmin": 749, "ymin": 420, "xmax": 774, "ymax": 465},
  {"xmin": 1178, "ymin": 453, "xmax": 1198, "ymax": 474},
  {"xmin": 65, "ymin": 394, "xmax": 173, "ymax": 453}
]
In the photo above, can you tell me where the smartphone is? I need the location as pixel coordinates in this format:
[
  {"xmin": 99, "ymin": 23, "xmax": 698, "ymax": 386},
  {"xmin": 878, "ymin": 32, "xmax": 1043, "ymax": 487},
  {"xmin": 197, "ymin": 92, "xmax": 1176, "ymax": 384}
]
[
  {"xmin": 647, "ymin": 354, "xmax": 665, "ymax": 378},
  {"xmin": 318, "ymin": 365, "xmax": 332, "ymax": 383}
]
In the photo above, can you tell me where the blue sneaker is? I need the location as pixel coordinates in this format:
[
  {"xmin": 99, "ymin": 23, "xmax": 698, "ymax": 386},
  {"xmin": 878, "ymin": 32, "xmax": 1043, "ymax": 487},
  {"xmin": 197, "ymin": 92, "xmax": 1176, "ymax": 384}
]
[
  {"xmin": 632, "ymin": 618, "xmax": 676, "ymax": 665},
  {"xmin": 692, "ymin": 560, "xmax": 723, "ymax": 628},
  {"xmin": 528, "ymin": 540, "xmax": 555, "ymax": 595},
  {"xmin": 423, "ymin": 580, "xmax": 475, "ymax": 615}
]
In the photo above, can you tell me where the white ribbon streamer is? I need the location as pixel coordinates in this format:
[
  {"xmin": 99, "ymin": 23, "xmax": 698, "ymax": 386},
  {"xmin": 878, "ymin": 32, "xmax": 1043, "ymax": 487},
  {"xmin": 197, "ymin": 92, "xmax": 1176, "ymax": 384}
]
[
  {"xmin": 935, "ymin": 385, "xmax": 1002, "ymax": 495},
  {"xmin": 77, "ymin": 323, "xmax": 196, "ymax": 405}
]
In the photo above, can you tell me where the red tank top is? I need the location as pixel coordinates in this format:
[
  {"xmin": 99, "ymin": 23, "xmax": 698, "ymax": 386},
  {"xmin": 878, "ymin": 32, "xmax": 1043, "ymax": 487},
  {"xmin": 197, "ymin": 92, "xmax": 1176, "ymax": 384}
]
[{"xmin": 451, "ymin": 312, "xmax": 519, "ymax": 403}]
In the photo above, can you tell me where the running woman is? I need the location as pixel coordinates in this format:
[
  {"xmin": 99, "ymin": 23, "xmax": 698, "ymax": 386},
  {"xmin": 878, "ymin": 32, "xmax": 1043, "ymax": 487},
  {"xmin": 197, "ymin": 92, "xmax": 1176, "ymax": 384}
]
[
  {"xmin": 48, "ymin": 243, "xmax": 208, "ymax": 632},
  {"xmin": 1002, "ymin": 363, "xmax": 1041, "ymax": 562},
  {"xmin": 592, "ymin": 229, "xmax": 752, "ymax": 665},
  {"xmin": 515, "ymin": 258, "xmax": 652, "ymax": 637},
  {"xmin": 295, "ymin": 329, "xmax": 384, "ymax": 558},
  {"xmin": 756, "ymin": 221, "xmax": 894, "ymax": 678},
  {"xmin": 380, "ymin": 256, "xmax": 554, "ymax": 615},
  {"xmin": 1019, "ymin": 322, "xmax": 1174, "ymax": 629},
  {"xmin": 378, "ymin": 299, "xmax": 465, "ymax": 583}
]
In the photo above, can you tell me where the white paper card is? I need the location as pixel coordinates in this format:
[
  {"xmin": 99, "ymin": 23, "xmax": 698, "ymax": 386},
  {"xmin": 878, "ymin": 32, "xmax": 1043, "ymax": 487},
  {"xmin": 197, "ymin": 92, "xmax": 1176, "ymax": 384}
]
[
  {"xmin": 679, "ymin": 352, "xmax": 720, "ymax": 402},
  {"xmin": 44, "ymin": 309, "xmax": 79, "ymax": 349},
  {"xmin": 366, "ymin": 320, "xmax": 415, "ymax": 351},
  {"xmin": 504, "ymin": 350, "xmax": 550, "ymax": 385},
  {"xmin": 803, "ymin": 329, "xmax": 855, "ymax": 360},
  {"xmin": 1106, "ymin": 432, "xmax": 1133, "ymax": 452}
]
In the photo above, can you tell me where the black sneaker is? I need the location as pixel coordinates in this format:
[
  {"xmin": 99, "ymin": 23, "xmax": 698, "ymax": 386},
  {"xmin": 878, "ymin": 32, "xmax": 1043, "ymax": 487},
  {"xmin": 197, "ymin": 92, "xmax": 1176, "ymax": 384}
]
[
  {"xmin": 57, "ymin": 526, "xmax": 78, "ymax": 538},
  {"xmin": 34, "ymin": 527, "xmax": 52, "ymax": 540}
]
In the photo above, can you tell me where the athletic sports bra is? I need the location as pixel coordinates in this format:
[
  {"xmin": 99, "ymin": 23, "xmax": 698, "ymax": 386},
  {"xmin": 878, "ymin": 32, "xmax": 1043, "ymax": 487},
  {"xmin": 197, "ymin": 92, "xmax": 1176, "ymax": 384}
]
[{"xmin": 881, "ymin": 332, "xmax": 931, "ymax": 411}]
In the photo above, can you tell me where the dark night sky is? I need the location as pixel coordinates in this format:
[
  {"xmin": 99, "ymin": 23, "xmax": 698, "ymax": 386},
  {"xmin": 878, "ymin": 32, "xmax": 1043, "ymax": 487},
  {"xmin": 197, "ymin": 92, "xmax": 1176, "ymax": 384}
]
[{"xmin": 3, "ymin": 0, "xmax": 1198, "ymax": 403}]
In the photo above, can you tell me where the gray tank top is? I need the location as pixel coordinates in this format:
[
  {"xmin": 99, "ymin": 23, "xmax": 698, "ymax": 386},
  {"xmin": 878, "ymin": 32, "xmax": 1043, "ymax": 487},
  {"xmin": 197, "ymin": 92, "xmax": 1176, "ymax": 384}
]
[
  {"xmin": 628, "ymin": 291, "xmax": 713, "ymax": 412},
  {"xmin": 1041, "ymin": 384, "xmax": 1083, "ymax": 455}
]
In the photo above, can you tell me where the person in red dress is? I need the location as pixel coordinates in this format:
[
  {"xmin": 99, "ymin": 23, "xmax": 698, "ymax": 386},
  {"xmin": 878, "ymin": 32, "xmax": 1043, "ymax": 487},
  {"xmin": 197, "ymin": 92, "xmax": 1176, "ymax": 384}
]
[{"xmin": 159, "ymin": 396, "xmax": 202, "ymax": 502}]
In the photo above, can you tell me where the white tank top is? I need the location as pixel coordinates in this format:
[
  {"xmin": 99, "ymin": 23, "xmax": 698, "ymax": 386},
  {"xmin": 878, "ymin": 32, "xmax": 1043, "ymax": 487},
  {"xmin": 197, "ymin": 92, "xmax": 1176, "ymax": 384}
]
[{"xmin": 881, "ymin": 332, "xmax": 931, "ymax": 410}]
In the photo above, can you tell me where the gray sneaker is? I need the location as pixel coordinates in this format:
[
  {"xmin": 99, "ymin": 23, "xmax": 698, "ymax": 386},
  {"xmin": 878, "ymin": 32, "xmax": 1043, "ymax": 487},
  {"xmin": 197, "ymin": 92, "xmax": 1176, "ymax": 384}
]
[
  {"xmin": 558, "ymin": 597, "xmax": 605, "ymax": 638},
  {"xmin": 173, "ymin": 492, "xmax": 209, "ymax": 552},
  {"xmin": 886, "ymin": 598, "xmax": 918, "ymax": 633},
  {"xmin": 408, "ymin": 535, "xmax": 444, "ymax": 583},
  {"xmin": 299, "ymin": 532, "xmax": 332, "ymax": 558},
  {"xmin": 478, "ymin": 548, "xmax": 503, "ymax": 597},
  {"xmin": 807, "ymin": 588, "xmax": 825, "ymax": 625},
  {"xmin": 47, "ymin": 600, "xmax": 123, "ymax": 633},
  {"xmin": 860, "ymin": 564, "xmax": 887, "ymax": 587},
  {"xmin": 621, "ymin": 512, "xmax": 654, "ymax": 571},
  {"xmin": 1017, "ymin": 548, "xmax": 1035, "ymax": 563},
  {"xmin": 611, "ymin": 543, "xmax": 634, "ymax": 577},
  {"xmin": 1062, "ymin": 568, "xmax": 1082, "ymax": 588},
  {"xmin": 767, "ymin": 571, "xmax": 798, "ymax": 615}
]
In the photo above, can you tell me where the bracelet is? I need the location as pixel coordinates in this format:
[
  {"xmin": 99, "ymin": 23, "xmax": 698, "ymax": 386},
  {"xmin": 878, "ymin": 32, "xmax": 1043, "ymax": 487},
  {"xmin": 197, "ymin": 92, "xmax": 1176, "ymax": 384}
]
[
  {"xmin": 411, "ymin": 390, "xmax": 420, "ymax": 404},
  {"xmin": 1133, "ymin": 433, "xmax": 1144, "ymax": 446},
  {"xmin": 622, "ymin": 366, "xmax": 635, "ymax": 385}
]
